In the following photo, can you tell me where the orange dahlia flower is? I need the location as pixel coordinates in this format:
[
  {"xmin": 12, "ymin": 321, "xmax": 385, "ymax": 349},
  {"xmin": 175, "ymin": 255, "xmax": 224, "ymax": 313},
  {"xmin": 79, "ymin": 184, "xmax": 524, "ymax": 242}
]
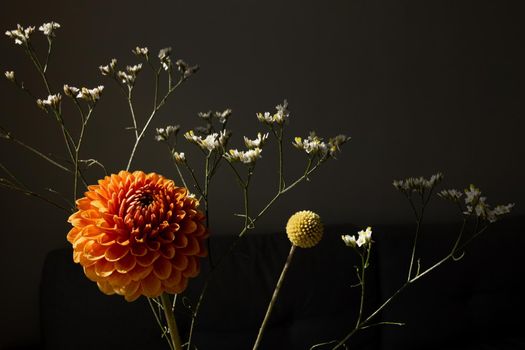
[{"xmin": 67, "ymin": 170, "xmax": 208, "ymax": 301}]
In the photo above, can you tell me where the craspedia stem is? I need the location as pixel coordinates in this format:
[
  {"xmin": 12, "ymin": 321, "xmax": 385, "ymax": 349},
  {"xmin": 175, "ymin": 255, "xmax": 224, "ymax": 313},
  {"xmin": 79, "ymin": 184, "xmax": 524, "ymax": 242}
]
[{"xmin": 253, "ymin": 244, "xmax": 297, "ymax": 350}]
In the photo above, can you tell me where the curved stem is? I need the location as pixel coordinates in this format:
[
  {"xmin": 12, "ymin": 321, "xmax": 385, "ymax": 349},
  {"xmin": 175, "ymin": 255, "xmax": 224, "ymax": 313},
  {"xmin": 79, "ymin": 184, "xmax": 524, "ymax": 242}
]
[{"xmin": 253, "ymin": 244, "xmax": 296, "ymax": 350}]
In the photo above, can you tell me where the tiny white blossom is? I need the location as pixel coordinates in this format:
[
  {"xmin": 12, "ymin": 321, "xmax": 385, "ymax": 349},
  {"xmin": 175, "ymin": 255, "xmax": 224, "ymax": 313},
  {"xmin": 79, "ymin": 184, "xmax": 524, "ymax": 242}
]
[
  {"xmin": 6, "ymin": 24, "xmax": 35, "ymax": 45},
  {"xmin": 256, "ymin": 112, "xmax": 274, "ymax": 124},
  {"xmin": 172, "ymin": 152, "xmax": 186, "ymax": 163},
  {"xmin": 132, "ymin": 46, "xmax": 149, "ymax": 57},
  {"xmin": 63, "ymin": 84, "xmax": 80, "ymax": 98},
  {"xmin": 99, "ymin": 59, "xmax": 117, "ymax": 76},
  {"xmin": 225, "ymin": 148, "xmax": 262, "ymax": 165},
  {"xmin": 4, "ymin": 71, "xmax": 15, "ymax": 82},
  {"xmin": 202, "ymin": 133, "xmax": 220, "ymax": 151},
  {"xmin": 244, "ymin": 132, "xmax": 269, "ymax": 149},
  {"xmin": 356, "ymin": 227, "xmax": 372, "ymax": 247},
  {"xmin": 38, "ymin": 22, "xmax": 60, "ymax": 37},
  {"xmin": 341, "ymin": 234, "xmax": 357, "ymax": 248},
  {"xmin": 36, "ymin": 93, "xmax": 61, "ymax": 110},
  {"xmin": 77, "ymin": 86, "xmax": 104, "ymax": 102}
]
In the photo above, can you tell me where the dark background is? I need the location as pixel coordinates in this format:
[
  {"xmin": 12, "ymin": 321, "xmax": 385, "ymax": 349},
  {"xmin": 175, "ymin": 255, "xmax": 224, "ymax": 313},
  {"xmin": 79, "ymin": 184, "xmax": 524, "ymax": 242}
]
[{"xmin": 1, "ymin": 0, "xmax": 524, "ymax": 348}]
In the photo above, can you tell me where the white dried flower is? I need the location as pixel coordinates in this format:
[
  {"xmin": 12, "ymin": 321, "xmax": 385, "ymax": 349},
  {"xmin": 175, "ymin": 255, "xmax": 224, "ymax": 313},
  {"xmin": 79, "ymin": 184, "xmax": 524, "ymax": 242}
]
[
  {"xmin": 256, "ymin": 112, "xmax": 273, "ymax": 124},
  {"xmin": 4, "ymin": 71, "xmax": 15, "ymax": 82},
  {"xmin": 5, "ymin": 24, "xmax": 35, "ymax": 45},
  {"xmin": 224, "ymin": 148, "xmax": 262, "ymax": 165},
  {"xmin": 214, "ymin": 109, "xmax": 232, "ymax": 124},
  {"xmin": 244, "ymin": 132, "xmax": 269, "ymax": 149},
  {"xmin": 118, "ymin": 71, "xmax": 135, "ymax": 85},
  {"xmin": 356, "ymin": 227, "xmax": 373, "ymax": 247},
  {"xmin": 158, "ymin": 47, "xmax": 172, "ymax": 71},
  {"xmin": 438, "ymin": 189, "xmax": 463, "ymax": 202},
  {"xmin": 293, "ymin": 133, "xmax": 328, "ymax": 156},
  {"xmin": 63, "ymin": 84, "xmax": 80, "ymax": 98},
  {"xmin": 36, "ymin": 93, "xmax": 62, "ymax": 110},
  {"xmin": 99, "ymin": 59, "xmax": 117, "ymax": 76},
  {"xmin": 155, "ymin": 125, "xmax": 180, "ymax": 142},
  {"xmin": 132, "ymin": 46, "xmax": 149, "ymax": 57},
  {"xmin": 77, "ymin": 86, "xmax": 104, "ymax": 102},
  {"xmin": 126, "ymin": 64, "xmax": 142, "ymax": 75},
  {"xmin": 172, "ymin": 151, "xmax": 186, "ymax": 163},
  {"xmin": 201, "ymin": 133, "xmax": 220, "ymax": 151},
  {"xmin": 38, "ymin": 21, "xmax": 60, "ymax": 37},
  {"xmin": 393, "ymin": 173, "xmax": 444, "ymax": 194},
  {"xmin": 341, "ymin": 234, "xmax": 357, "ymax": 248}
]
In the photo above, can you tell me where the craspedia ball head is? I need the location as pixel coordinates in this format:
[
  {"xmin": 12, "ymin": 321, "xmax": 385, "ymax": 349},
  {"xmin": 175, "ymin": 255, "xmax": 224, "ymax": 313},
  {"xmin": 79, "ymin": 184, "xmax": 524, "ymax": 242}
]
[{"xmin": 286, "ymin": 210, "xmax": 323, "ymax": 248}]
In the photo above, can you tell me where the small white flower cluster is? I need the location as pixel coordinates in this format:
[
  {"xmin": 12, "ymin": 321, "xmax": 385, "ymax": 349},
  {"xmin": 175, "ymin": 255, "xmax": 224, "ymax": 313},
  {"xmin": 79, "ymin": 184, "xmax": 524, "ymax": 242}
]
[
  {"xmin": 184, "ymin": 130, "xmax": 229, "ymax": 152},
  {"xmin": 393, "ymin": 173, "xmax": 444, "ymax": 193},
  {"xmin": 175, "ymin": 59, "xmax": 199, "ymax": 79},
  {"xmin": 132, "ymin": 46, "xmax": 149, "ymax": 58},
  {"xmin": 437, "ymin": 189, "xmax": 463, "ymax": 202},
  {"xmin": 5, "ymin": 24, "xmax": 35, "ymax": 45},
  {"xmin": 244, "ymin": 132, "xmax": 269, "ymax": 149},
  {"xmin": 4, "ymin": 71, "xmax": 15, "ymax": 82},
  {"xmin": 293, "ymin": 133, "xmax": 328, "ymax": 156},
  {"xmin": 99, "ymin": 59, "xmax": 118, "ymax": 76},
  {"xmin": 293, "ymin": 133, "xmax": 350, "ymax": 158},
  {"xmin": 74, "ymin": 86, "xmax": 104, "ymax": 102},
  {"xmin": 158, "ymin": 47, "xmax": 172, "ymax": 71},
  {"xmin": 462, "ymin": 185, "xmax": 514, "ymax": 223},
  {"xmin": 38, "ymin": 22, "xmax": 60, "ymax": 37},
  {"xmin": 118, "ymin": 64, "xmax": 142, "ymax": 86},
  {"xmin": 342, "ymin": 227, "xmax": 373, "ymax": 248},
  {"xmin": 155, "ymin": 125, "xmax": 180, "ymax": 142},
  {"xmin": 172, "ymin": 151, "xmax": 186, "ymax": 163},
  {"xmin": 256, "ymin": 100, "xmax": 290, "ymax": 125},
  {"xmin": 224, "ymin": 148, "xmax": 262, "ymax": 165},
  {"xmin": 36, "ymin": 93, "xmax": 62, "ymax": 111}
]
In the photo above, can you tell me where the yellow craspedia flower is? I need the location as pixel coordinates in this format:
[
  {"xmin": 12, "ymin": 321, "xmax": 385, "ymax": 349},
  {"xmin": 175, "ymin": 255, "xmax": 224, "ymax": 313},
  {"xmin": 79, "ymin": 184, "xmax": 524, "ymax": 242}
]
[{"xmin": 286, "ymin": 210, "xmax": 323, "ymax": 248}]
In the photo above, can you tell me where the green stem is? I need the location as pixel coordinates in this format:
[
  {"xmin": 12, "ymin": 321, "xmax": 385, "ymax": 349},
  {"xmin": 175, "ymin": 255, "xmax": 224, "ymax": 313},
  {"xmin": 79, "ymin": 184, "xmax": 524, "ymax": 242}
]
[
  {"xmin": 252, "ymin": 244, "xmax": 296, "ymax": 350},
  {"xmin": 160, "ymin": 293, "xmax": 182, "ymax": 350}
]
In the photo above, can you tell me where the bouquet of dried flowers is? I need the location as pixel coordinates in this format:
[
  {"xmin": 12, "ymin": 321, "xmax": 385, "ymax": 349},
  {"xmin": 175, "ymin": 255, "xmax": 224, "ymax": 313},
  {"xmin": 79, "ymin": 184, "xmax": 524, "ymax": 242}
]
[{"xmin": 2, "ymin": 21, "xmax": 514, "ymax": 350}]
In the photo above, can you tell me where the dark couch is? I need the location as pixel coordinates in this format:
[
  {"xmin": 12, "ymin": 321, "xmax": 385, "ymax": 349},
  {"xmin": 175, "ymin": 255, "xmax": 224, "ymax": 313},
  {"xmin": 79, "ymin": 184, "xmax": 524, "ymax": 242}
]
[{"xmin": 36, "ymin": 217, "xmax": 524, "ymax": 350}]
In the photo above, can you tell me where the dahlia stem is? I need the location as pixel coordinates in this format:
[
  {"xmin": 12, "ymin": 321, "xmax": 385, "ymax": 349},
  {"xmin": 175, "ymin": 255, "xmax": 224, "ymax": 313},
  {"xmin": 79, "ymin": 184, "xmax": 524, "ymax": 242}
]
[
  {"xmin": 160, "ymin": 293, "xmax": 182, "ymax": 350},
  {"xmin": 253, "ymin": 244, "xmax": 296, "ymax": 350}
]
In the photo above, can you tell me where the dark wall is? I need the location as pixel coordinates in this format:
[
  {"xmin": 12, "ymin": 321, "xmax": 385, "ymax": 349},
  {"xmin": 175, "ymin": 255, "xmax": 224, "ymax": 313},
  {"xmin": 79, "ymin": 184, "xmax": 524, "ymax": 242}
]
[{"xmin": 1, "ymin": 0, "xmax": 524, "ymax": 347}]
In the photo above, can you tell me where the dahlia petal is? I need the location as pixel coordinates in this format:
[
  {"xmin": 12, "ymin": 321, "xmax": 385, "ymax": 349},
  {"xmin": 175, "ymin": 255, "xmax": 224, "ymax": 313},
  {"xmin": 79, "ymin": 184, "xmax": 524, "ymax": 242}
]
[
  {"xmin": 128, "ymin": 265, "xmax": 153, "ymax": 281},
  {"xmin": 66, "ymin": 227, "xmax": 81, "ymax": 243},
  {"xmin": 97, "ymin": 280, "xmax": 115, "ymax": 295},
  {"xmin": 180, "ymin": 220, "xmax": 197, "ymax": 234},
  {"xmin": 165, "ymin": 277, "xmax": 188, "ymax": 294},
  {"xmin": 160, "ymin": 244, "xmax": 176, "ymax": 259},
  {"xmin": 108, "ymin": 271, "xmax": 131, "ymax": 287},
  {"xmin": 193, "ymin": 223, "xmax": 207, "ymax": 237},
  {"xmin": 141, "ymin": 272, "xmax": 162, "ymax": 297},
  {"xmin": 79, "ymin": 252, "xmax": 98, "ymax": 267},
  {"xmin": 180, "ymin": 237, "xmax": 200, "ymax": 255},
  {"xmin": 81, "ymin": 225, "xmax": 105, "ymax": 238},
  {"xmin": 173, "ymin": 254, "xmax": 188, "ymax": 271},
  {"xmin": 130, "ymin": 242, "xmax": 148, "ymax": 256},
  {"xmin": 146, "ymin": 240, "xmax": 161, "ymax": 251},
  {"xmin": 175, "ymin": 210, "xmax": 186, "ymax": 221},
  {"xmin": 124, "ymin": 288, "xmax": 142, "ymax": 302},
  {"xmin": 84, "ymin": 241, "xmax": 107, "ymax": 261},
  {"xmin": 75, "ymin": 197, "xmax": 92, "ymax": 210},
  {"xmin": 104, "ymin": 244, "xmax": 129, "ymax": 262},
  {"xmin": 163, "ymin": 269, "xmax": 182, "ymax": 288},
  {"xmin": 183, "ymin": 256, "xmax": 199, "ymax": 278},
  {"xmin": 84, "ymin": 265, "xmax": 98, "ymax": 282},
  {"xmin": 97, "ymin": 233, "xmax": 116, "ymax": 246},
  {"xmin": 115, "ymin": 252, "xmax": 136, "ymax": 273},
  {"xmin": 174, "ymin": 234, "xmax": 188, "ymax": 248},
  {"xmin": 136, "ymin": 250, "xmax": 160, "ymax": 267},
  {"xmin": 153, "ymin": 258, "xmax": 172, "ymax": 280},
  {"xmin": 120, "ymin": 280, "xmax": 140, "ymax": 296},
  {"xmin": 95, "ymin": 258, "xmax": 115, "ymax": 277}
]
